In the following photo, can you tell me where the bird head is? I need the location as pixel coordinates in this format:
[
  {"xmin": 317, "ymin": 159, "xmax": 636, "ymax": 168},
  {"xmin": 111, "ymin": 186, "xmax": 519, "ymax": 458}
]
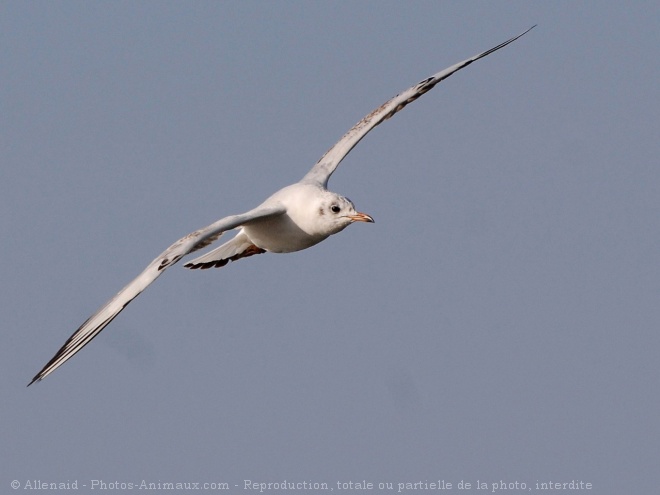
[{"xmin": 312, "ymin": 191, "xmax": 374, "ymax": 237}]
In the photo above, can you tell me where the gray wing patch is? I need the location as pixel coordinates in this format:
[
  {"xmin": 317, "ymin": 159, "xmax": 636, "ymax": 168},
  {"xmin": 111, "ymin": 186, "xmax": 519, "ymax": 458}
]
[
  {"xmin": 301, "ymin": 26, "xmax": 535, "ymax": 187},
  {"xmin": 29, "ymin": 204, "xmax": 286, "ymax": 385}
]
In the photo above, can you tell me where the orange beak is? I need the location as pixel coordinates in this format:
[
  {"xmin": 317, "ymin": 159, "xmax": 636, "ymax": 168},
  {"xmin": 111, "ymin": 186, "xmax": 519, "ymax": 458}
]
[{"xmin": 348, "ymin": 212, "xmax": 375, "ymax": 223}]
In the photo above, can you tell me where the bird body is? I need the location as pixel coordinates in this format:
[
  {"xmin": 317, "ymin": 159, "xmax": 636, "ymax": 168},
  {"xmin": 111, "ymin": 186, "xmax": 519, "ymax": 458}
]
[
  {"xmin": 185, "ymin": 182, "xmax": 372, "ymax": 269},
  {"xmin": 29, "ymin": 26, "xmax": 535, "ymax": 385},
  {"xmin": 241, "ymin": 183, "xmax": 370, "ymax": 253}
]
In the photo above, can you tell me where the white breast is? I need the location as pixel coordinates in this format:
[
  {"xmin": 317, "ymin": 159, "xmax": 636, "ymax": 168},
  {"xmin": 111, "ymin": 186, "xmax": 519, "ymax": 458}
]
[{"xmin": 242, "ymin": 214, "xmax": 327, "ymax": 253}]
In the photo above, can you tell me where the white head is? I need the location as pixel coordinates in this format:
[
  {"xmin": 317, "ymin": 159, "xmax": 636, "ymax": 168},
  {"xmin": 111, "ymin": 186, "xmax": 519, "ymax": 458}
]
[
  {"xmin": 313, "ymin": 190, "xmax": 374, "ymax": 236},
  {"xmin": 280, "ymin": 184, "xmax": 374, "ymax": 239}
]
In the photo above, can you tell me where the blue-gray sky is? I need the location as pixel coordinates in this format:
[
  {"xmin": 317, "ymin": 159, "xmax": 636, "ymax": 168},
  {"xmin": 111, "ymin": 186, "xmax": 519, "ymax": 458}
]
[{"xmin": 2, "ymin": 2, "xmax": 659, "ymax": 494}]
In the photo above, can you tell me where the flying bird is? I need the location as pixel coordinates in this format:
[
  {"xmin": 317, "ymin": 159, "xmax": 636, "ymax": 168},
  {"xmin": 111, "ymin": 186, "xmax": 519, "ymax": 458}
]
[{"xmin": 29, "ymin": 26, "xmax": 535, "ymax": 385}]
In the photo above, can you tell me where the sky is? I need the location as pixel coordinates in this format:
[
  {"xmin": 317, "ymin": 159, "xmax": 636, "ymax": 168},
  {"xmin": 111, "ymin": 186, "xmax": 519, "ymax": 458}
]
[{"xmin": 2, "ymin": 1, "xmax": 659, "ymax": 494}]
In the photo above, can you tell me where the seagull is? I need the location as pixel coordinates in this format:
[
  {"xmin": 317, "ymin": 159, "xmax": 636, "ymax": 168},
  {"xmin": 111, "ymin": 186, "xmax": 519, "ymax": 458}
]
[{"xmin": 29, "ymin": 26, "xmax": 535, "ymax": 385}]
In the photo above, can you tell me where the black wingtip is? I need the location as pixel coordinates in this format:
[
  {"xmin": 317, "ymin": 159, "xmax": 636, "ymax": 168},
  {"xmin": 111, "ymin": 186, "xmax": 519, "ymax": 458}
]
[
  {"xmin": 27, "ymin": 375, "xmax": 41, "ymax": 387},
  {"xmin": 184, "ymin": 258, "xmax": 231, "ymax": 270}
]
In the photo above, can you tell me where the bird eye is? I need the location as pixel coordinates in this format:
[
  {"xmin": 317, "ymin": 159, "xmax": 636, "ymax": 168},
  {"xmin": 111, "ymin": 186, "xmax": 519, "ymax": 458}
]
[{"xmin": 330, "ymin": 204, "xmax": 341, "ymax": 213}]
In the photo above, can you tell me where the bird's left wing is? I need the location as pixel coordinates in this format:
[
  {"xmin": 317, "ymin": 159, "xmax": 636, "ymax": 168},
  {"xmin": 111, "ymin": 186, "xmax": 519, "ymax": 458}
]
[
  {"xmin": 301, "ymin": 26, "xmax": 535, "ymax": 187},
  {"xmin": 28, "ymin": 204, "xmax": 286, "ymax": 385}
]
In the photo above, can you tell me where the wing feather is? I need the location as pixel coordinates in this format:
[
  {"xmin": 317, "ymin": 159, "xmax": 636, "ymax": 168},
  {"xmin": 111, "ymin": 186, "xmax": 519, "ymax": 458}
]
[
  {"xmin": 301, "ymin": 26, "xmax": 535, "ymax": 187},
  {"xmin": 28, "ymin": 204, "xmax": 286, "ymax": 385}
]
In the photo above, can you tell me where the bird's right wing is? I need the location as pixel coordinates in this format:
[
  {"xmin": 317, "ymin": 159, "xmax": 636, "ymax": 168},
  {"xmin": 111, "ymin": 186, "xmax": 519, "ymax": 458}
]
[
  {"xmin": 301, "ymin": 26, "xmax": 535, "ymax": 188},
  {"xmin": 28, "ymin": 204, "xmax": 286, "ymax": 385}
]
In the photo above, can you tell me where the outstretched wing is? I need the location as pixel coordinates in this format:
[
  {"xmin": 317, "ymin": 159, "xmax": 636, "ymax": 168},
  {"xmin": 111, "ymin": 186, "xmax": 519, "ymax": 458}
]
[
  {"xmin": 301, "ymin": 26, "xmax": 535, "ymax": 187},
  {"xmin": 29, "ymin": 204, "xmax": 286, "ymax": 385}
]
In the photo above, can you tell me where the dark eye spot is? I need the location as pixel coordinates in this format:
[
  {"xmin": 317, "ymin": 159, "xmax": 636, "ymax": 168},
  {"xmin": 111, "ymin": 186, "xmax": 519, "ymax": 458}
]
[{"xmin": 330, "ymin": 204, "xmax": 341, "ymax": 213}]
